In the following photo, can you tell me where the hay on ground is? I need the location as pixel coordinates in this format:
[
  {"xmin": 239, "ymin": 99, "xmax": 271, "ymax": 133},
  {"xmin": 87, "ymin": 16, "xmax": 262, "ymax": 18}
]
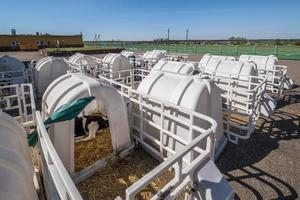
[
  {"xmin": 77, "ymin": 148, "xmax": 175, "ymax": 200},
  {"xmin": 75, "ymin": 128, "xmax": 113, "ymax": 172}
]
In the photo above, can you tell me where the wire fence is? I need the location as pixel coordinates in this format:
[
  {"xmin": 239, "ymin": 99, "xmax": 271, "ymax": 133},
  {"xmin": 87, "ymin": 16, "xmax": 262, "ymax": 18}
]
[{"xmin": 85, "ymin": 42, "xmax": 300, "ymax": 60}]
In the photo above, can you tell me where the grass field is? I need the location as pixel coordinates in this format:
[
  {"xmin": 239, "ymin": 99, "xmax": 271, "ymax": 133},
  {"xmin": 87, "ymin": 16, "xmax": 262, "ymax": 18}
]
[{"xmin": 87, "ymin": 42, "xmax": 300, "ymax": 60}]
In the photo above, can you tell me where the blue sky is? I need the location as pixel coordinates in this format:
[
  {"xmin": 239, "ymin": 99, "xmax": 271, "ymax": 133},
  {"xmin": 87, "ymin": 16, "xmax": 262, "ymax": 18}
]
[{"xmin": 0, "ymin": 0, "xmax": 300, "ymax": 40}]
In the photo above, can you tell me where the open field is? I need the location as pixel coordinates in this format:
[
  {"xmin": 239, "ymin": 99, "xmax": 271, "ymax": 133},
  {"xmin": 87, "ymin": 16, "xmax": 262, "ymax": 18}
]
[{"xmin": 0, "ymin": 50, "xmax": 299, "ymax": 199}]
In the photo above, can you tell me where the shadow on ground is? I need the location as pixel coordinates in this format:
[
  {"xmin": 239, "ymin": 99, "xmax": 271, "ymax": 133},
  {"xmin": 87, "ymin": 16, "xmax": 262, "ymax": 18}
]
[{"xmin": 216, "ymin": 87, "xmax": 300, "ymax": 199}]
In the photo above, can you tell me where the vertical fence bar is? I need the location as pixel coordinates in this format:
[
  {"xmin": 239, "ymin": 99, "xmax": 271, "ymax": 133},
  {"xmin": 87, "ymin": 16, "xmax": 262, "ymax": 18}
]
[
  {"xmin": 220, "ymin": 45, "xmax": 223, "ymax": 55},
  {"xmin": 274, "ymin": 45, "xmax": 278, "ymax": 57},
  {"xmin": 235, "ymin": 45, "xmax": 239, "ymax": 57},
  {"xmin": 253, "ymin": 45, "xmax": 256, "ymax": 55}
]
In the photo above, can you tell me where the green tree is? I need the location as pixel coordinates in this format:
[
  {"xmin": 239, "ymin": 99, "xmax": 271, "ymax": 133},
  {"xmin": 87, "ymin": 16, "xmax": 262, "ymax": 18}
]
[
  {"xmin": 229, "ymin": 37, "xmax": 248, "ymax": 45},
  {"xmin": 274, "ymin": 39, "xmax": 283, "ymax": 46}
]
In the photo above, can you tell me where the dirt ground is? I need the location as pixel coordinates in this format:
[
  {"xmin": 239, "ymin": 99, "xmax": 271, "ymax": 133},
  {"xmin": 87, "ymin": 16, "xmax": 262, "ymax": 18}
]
[
  {"xmin": 222, "ymin": 60, "xmax": 299, "ymax": 200},
  {"xmin": 189, "ymin": 55, "xmax": 300, "ymax": 200},
  {"xmin": 0, "ymin": 51, "xmax": 45, "ymax": 61},
  {"xmin": 2, "ymin": 51, "xmax": 300, "ymax": 199}
]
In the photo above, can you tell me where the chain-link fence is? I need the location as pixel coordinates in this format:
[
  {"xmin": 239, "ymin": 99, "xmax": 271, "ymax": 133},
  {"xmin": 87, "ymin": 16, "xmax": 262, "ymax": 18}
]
[{"xmin": 85, "ymin": 42, "xmax": 300, "ymax": 60}]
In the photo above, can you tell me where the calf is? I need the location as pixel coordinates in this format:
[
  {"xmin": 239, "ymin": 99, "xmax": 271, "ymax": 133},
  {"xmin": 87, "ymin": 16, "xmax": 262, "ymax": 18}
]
[{"xmin": 74, "ymin": 115, "xmax": 109, "ymax": 142}]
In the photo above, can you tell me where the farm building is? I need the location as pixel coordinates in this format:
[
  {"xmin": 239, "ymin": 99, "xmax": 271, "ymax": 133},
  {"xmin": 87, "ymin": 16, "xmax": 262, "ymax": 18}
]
[{"xmin": 0, "ymin": 33, "xmax": 83, "ymax": 51}]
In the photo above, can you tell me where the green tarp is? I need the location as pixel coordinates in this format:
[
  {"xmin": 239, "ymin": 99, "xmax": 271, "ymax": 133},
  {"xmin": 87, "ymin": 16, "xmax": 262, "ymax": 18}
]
[{"xmin": 28, "ymin": 96, "xmax": 95, "ymax": 147}]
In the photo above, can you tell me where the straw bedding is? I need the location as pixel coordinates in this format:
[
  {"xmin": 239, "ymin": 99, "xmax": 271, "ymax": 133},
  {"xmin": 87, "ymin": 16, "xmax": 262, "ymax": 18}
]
[
  {"xmin": 75, "ymin": 128, "xmax": 113, "ymax": 172},
  {"xmin": 77, "ymin": 148, "xmax": 175, "ymax": 200}
]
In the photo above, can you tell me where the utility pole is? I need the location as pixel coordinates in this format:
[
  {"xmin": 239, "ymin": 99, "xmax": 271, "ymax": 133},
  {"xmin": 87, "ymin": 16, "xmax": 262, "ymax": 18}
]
[
  {"xmin": 186, "ymin": 29, "xmax": 189, "ymax": 42},
  {"xmin": 97, "ymin": 34, "xmax": 100, "ymax": 47},
  {"xmin": 185, "ymin": 29, "xmax": 189, "ymax": 53},
  {"xmin": 94, "ymin": 34, "xmax": 97, "ymax": 47}
]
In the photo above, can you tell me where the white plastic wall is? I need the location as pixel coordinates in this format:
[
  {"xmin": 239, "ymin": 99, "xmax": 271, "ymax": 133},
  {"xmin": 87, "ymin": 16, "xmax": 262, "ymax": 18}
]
[
  {"xmin": 42, "ymin": 73, "xmax": 131, "ymax": 172},
  {"xmin": 137, "ymin": 71, "xmax": 226, "ymax": 157},
  {"xmin": 34, "ymin": 57, "xmax": 69, "ymax": 97},
  {"xmin": 142, "ymin": 50, "xmax": 166, "ymax": 61},
  {"xmin": 68, "ymin": 53, "xmax": 99, "ymax": 68},
  {"xmin": 199, "ymin": 54, "xmax": 236, "ymax": 66},
  {"xmin": 121, "ymin": 51, "xmax": 135, "ymax": 58},
  {"xmin": 199, "ymin": 60, "xmax": 258, "ymax": 81},
  {"xmin": 151, "ymin": 60, "xmax": 195, "ymax": 75},
  {"xmin": 0, "ymin": 112, "xmax": 38, "ymax": 200},
  {"xmin": 239, "ymin": 55, "xmax": 277, "ymax": 70},
  {"xmin": 102, "ymin": 53, "xmax": 131, "ymax": 78}
]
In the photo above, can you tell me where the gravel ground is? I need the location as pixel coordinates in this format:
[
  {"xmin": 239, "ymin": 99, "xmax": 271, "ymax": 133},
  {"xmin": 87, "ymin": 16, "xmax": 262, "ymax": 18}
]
[{"xmin": 1, "ymin": 51, "xmax": 299, "ymax": 199}]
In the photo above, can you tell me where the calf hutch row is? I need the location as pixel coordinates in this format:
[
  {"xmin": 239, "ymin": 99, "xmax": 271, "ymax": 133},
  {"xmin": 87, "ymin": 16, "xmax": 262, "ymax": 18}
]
[{"xmin": 0, "ymin": 50, "xmax": 295, "ymax": 200}]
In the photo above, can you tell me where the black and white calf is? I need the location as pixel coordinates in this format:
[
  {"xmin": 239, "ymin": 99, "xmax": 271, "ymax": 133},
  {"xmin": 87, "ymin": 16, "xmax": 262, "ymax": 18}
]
[{"xmin": 74, "ymin": 115, "xmax": 109, "ymax": 142}]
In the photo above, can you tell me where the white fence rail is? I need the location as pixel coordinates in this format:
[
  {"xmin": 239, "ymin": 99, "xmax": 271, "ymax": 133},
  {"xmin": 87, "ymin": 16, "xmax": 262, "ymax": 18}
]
[
  {"xmin": 126, "ymin": 129, "xmax": 213, "ymax": 199},
  {"xmin": 96, "ymin": 70, "xmax": 218, "ymax": 199},
  {"xmin": 0, "ymin": 70, "xmax": 29, "ymax": 85},
  {"xmin": 36, "ymin": 77, "xmax": 217, "ymax": 199},
  {"xmin": 98, "ymin": 68, "xmax": 266, "ymax": 144},
  {"xmin": 36, "ymin": 111, "xmax": 83, "ymax": 200},
  {"xmin": 256, "ymin": 64, "xmax": 287, "ymax": 98},
  {"xmin": 197, "ymin": 69, "xmax": 266, "ymax": 143},
  {"xmin": 0, "ymin": 83, "xmax": 36, "ymax": 128}
]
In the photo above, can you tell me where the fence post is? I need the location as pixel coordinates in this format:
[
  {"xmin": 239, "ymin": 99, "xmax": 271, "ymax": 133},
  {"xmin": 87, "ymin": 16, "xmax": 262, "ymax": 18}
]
[
  {"xmin": 235, "ymin": 45, "xmax": 239, "ymax": 57},
  {"xmin": 274, "ymin": 46, "xmax": 278, "ymax": 57},
  {"xmin": 253, "ymin": 45, "xmax": 256, "ymax": 55},
  {"xmin": 220, "ymin": 45, "xmax": 223, "ymax": 55}
]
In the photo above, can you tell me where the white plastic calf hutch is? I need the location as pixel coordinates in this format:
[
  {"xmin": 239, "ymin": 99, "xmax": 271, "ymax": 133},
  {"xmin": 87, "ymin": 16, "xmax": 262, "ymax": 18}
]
[
  {"xmin": 120, "ymin": 51, "xmax": 136, "ymax": 66},
  {"xmin": 143, "ymin": 50, "xmax": 166, "ymax": 61},
  {"xmin": 135, "ymin": 50, "xmax": 167, "ymax": 70},
  {"xmin": 42, "ymin": 72, "xmax": 131, "ymax": 173},
  {"xmin": 121, "ymin": 50, "xmax": 136, "ymax": 59},
  {"xmin": 98, "ymin": 72, "xmax": 234, "ymax": 199},
  {"xmin": 0, "ymin": 112, "xmax": 38, "ymax": 200},
  {"xmin": 68, "ymin": 53, "xmax": 99, "ymax": 65},
  {"xmin": 136, "ymin": 71, "xmax": 227, "ymax": 158},
  {"xmin": 149, "ymin": 60, "xmax": 271, "ymax": 143},
  {"xmin": 197, "ymin": 60, "xmax": 272, "ymax": 143},
  {"xmin": 34, "ymin": 57, "xmax": 69, "ymax": 97},
  {"xmin": 167, "ymin": 53, "xmax": 189, "ymax": 61},
  {"xmin": 67, "ymin": 53, "xmax": 132, "ymax": 81},
  {"xmin": 68, "ymin": 53, "xmax": 101, "ymax": 72},
  {"xmin": 239, "ymin": 55, "xmax": 293, "ymax": 97},
  {"xmin": 199, "ymin": 54, "xmax": 235, "ymax": 66},
  {"xmin": 151, "ymin": 60, "xmax": 195, "ymax": 75},
  {"xmin": 0, "ymin": 55, "xmax": 30, "ymax": 85},
  {"xmin": 100, "ymin": 53, "xmax": 132, "ymax": 79},
  {"xmin": 42, "ymin": 72, "xmax": 233, "ymax": 199},
  {"xmin": 0, "ymin": 73, "xmax": 234, "ymax": 199}
]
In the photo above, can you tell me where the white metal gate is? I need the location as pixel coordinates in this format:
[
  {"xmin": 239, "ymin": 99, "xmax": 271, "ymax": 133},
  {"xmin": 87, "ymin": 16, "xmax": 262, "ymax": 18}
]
[{"xmin": 0, "ymin": 83, "xmax": 36, "ymax": 128}]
